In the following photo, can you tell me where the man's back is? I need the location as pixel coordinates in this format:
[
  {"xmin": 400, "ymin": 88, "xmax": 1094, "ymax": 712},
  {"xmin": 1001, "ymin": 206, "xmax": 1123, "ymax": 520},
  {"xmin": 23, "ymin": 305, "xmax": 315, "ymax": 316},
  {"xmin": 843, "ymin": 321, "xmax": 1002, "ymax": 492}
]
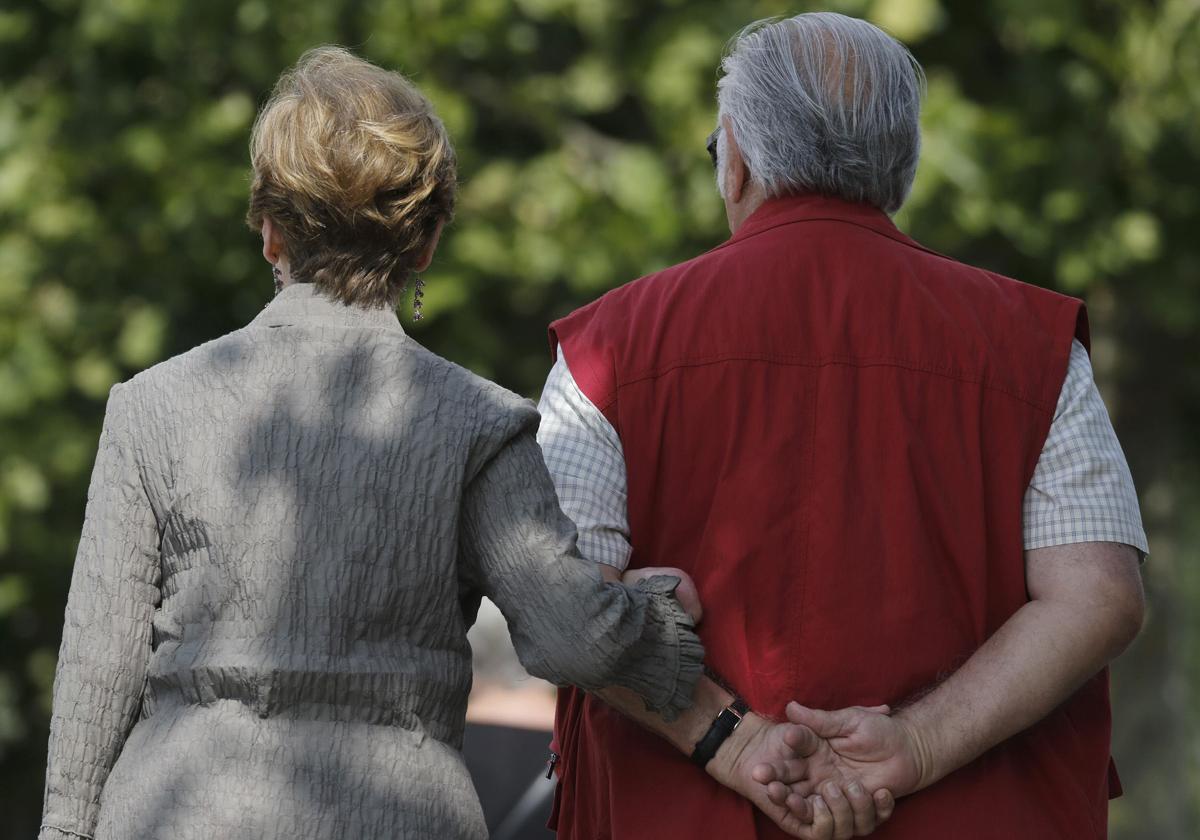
[{"xmin": 547, "ymin": 194, "xmax": 1109, "ymax": 839}]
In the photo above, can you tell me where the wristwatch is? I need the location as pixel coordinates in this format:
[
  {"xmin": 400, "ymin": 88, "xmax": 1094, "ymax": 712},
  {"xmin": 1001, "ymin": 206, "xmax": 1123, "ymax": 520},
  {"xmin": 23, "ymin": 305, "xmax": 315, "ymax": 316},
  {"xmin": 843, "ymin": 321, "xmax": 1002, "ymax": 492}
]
[{"xmin": 690, "ymin": 697, "xmax": 751, "ymax": 767}]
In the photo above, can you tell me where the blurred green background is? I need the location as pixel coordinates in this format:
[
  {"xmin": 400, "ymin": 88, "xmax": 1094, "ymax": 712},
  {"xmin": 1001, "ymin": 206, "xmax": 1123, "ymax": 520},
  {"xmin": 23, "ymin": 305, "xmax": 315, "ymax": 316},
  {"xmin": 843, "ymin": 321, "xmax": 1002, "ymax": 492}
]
[{"xmin": 1, "ymin": 0, "xmax": 1197, "ymax": 836}]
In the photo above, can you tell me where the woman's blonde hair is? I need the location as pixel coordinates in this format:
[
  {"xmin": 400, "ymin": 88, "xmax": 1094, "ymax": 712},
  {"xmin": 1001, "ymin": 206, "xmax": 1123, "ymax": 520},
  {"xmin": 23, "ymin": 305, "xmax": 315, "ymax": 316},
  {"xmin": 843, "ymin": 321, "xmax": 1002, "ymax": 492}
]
[{"xmin": 247, "ymin": 46, "xmax": 456, "ymax": 308}]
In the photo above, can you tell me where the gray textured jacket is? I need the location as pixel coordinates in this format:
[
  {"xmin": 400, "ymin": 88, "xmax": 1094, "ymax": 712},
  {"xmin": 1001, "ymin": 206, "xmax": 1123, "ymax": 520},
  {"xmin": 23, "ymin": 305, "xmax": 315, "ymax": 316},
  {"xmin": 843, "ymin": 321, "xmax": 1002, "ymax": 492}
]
[{"xmin": 40, "ymin": 284, "xmax": 702, "ymax": 840}]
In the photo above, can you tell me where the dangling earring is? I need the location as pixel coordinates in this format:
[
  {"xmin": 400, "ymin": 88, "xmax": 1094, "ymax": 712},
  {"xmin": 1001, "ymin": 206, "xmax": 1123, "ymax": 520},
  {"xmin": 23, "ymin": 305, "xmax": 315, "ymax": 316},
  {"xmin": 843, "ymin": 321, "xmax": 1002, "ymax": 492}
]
[
  {"xmin": 412, "ymin": 275, "xmax": 425, "ymax": 321},
  {"xmin": 272, "ymin": 265, "xmax": 283, "ymax": 296}
]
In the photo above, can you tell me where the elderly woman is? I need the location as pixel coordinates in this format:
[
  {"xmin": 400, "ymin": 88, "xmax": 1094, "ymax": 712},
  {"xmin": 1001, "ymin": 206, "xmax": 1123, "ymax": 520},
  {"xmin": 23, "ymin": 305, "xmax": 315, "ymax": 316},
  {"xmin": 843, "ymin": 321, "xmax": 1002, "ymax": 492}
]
[{"xmin": 38, "ymin": 47, "xmax": 705, "ymax": 840}]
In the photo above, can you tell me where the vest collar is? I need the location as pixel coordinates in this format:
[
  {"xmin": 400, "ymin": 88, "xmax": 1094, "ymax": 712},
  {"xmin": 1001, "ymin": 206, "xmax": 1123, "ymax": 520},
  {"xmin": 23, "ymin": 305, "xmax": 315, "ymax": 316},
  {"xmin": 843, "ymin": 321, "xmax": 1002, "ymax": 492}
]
[
  {"xmin": 728, "ymin": 193, "xmax": 924, "ymax": 253},
  {"xmin": 250, "ymin": 283, "xmax": 405, "ymax": 333}
]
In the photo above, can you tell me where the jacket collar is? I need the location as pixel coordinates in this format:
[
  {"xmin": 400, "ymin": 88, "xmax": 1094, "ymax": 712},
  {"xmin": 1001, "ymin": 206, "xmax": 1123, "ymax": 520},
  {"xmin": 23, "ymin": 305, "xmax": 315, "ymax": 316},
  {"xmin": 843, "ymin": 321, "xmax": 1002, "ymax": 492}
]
[
  {"xmin": 250, "ymin": 283, "xmax": 405, "ymax": 333},
  {"xmin": 727, "ymin": 192, "xmax": 929, "ymax": 255}
]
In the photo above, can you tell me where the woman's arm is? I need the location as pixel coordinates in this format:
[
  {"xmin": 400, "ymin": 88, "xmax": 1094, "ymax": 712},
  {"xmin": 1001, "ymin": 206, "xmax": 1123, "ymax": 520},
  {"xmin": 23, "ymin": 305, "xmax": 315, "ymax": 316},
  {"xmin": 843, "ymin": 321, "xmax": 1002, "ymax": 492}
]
[
  {"xmin": 40, "ymin": 384, "xmax": 161, "ymax": 840},
  {"xmin": 459, "ymin": 429, "xmax": 702, "ymax": 721}
]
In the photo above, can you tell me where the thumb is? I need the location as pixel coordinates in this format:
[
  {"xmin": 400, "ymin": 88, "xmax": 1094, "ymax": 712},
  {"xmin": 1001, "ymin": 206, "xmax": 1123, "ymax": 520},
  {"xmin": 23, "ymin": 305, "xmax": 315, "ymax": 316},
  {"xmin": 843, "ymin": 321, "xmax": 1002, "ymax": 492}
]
[
  {"xmin": 780, "ymin": 723, "xmax": 820, "ymax": 757},
  {"xmin": 874, "ymin": 788, "xmax": 896, "ymax": 822},
  {"xmin": 785, "ymin": 702, "xmax": 857, "ymax": 739}
]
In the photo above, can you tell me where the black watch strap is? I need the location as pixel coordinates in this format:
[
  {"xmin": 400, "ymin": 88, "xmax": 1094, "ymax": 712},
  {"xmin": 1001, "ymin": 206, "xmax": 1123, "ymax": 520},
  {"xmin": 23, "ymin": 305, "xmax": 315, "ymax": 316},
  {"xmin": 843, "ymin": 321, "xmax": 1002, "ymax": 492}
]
[{"xmin": 690, "ymin": 697, "xmax": 750, "ymax": 767}]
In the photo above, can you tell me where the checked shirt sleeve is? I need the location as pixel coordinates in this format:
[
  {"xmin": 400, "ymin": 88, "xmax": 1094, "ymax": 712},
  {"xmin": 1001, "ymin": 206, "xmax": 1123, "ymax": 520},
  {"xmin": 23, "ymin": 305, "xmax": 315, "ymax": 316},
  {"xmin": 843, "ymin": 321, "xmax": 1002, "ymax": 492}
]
[
  {"xmin": 536, "ymin": 351, "xmax": 633, "ymax": 572},
  {"xmin": 1022, "ymin": 340, "xmax": 1149, "ymax": 556}
]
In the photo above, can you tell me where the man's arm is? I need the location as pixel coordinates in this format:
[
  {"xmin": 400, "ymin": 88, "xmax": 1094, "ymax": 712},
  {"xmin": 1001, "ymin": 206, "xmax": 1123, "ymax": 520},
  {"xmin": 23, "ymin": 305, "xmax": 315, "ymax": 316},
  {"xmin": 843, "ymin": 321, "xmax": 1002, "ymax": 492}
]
[
  {"xmin": 590, "ymin": 680, "xmax": 864, "ymax": 838},
  {"xmin": 536, "ymin": 352, "xmax": 633, "ymax": 571},
  {"xmin": 767, "ymin": 340, "xmax": 1149, "ymax": 811},
  {"xmin": 771, "ymin": 541, "xmax": 1144, "ymax": 806},
  {"xmin": 900, "ymin": 541, "xmax": 1143, "ymax": 789},
  {"xmin": 600, "ymin": 565, "xmax": 894, "ymax": 838},
  {"xmin": 538, "ymin": 355, "xmax": 894, "ymax": 836}
]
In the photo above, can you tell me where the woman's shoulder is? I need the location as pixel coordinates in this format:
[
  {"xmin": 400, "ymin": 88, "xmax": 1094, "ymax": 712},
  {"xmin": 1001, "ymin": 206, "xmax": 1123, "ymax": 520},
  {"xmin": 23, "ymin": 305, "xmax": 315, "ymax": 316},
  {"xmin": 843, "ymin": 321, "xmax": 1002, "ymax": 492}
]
[
  {"xmin": 409, "ymin": 342, "xmax": 536, "ymax": 419},
  {"xmin": 407, "ymin": 344, "xmax": 541, "ymax": 470},
  {"xmin": 118, "ymin": 326, "xmax": 258, "ymax": 402}
]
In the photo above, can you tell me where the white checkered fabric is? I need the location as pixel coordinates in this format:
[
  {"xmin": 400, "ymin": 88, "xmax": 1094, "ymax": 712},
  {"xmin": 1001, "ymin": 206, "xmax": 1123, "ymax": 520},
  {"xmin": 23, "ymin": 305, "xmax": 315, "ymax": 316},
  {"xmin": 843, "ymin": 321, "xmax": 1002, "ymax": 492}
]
[
  {"xmin": 1023, "ymin": 340, "xmax": 1148, "ymax": 554},
  {"xmin": 535, "ymin": 348, "xmax": 632, "ymax": 569},
  {"xmin": 536, "ymin": 341, "xmax": 1147, "ymax": 572}
]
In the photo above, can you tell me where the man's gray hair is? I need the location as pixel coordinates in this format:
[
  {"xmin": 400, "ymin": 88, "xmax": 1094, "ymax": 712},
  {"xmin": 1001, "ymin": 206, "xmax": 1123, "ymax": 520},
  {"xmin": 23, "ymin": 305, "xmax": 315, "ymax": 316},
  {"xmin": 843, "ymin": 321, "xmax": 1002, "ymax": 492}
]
[{"xmin": 716, "ymin": 13, "xmax": 925, "ymax": 215}]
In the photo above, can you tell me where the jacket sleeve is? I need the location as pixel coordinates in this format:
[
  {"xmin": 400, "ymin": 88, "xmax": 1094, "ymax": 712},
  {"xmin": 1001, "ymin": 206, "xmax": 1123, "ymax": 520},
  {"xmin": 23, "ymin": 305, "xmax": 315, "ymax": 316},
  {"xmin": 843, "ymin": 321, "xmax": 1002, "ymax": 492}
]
[
  {"xmin": 459, "ymin": 417, "xmax": 702, "ymax": 721},
  {"xmin": 40, "ymin": 384, "xmax": 161, "ymax": 840}
]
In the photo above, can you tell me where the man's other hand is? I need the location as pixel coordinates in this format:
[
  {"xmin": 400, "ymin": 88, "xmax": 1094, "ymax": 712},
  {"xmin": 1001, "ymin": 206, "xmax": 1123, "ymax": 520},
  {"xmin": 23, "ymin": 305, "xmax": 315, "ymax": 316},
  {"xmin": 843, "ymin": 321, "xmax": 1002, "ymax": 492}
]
[
  {"xmin": 754, "ymin": 702, "xmax": 920, "ymax": 837},
  {"xmin": 708, "ymin": 713, "xmax": 895, "ymax": 838}
]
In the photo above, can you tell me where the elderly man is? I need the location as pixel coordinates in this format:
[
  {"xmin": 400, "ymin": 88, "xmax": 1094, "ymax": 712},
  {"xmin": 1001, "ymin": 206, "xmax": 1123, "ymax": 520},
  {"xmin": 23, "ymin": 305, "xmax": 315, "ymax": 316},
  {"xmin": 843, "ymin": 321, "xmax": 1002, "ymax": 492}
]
[{"xmin": 536, "ymin": 12, "xmax": 1147, "ymax": 840}]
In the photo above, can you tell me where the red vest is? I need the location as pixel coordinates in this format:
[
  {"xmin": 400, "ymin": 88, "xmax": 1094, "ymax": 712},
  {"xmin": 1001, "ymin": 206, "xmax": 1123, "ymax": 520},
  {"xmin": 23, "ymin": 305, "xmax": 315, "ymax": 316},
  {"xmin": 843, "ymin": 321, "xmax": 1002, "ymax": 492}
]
[{"xmin": 547, "ymin": 195, "xmax": 1117, "ymax": 839}]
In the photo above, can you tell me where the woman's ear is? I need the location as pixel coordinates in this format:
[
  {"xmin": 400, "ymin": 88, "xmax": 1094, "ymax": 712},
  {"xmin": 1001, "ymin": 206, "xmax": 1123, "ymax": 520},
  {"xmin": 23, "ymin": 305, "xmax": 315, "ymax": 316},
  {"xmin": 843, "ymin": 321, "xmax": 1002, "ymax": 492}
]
[
  {"xmin": 413, "ymin": 218, "xmax": 447, "ymax": 273},
  {"xmin": 261, "ymin": 217, "xmax": 286, "ymax": 265}
]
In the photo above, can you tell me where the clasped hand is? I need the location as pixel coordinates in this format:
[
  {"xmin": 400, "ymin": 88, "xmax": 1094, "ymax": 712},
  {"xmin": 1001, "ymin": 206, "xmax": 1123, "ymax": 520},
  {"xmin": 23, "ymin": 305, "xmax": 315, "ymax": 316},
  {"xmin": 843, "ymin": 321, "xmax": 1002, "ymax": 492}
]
[
  {"xmin": 621, "ymin": 566, "xmax": 924, "ymax": 839},
  {"xmin": 727, "ymin": 702, "xmax": 925, "ymax": 839}
]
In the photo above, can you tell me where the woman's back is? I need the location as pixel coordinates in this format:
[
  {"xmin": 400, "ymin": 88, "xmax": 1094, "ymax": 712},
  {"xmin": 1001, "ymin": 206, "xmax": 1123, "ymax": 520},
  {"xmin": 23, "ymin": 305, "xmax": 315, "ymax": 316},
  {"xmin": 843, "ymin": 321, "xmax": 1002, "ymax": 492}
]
[
  {"xmin": 139, "ymin": 285, "xmax": 521, "ymax": 743},
  {"xmin": 74, "ymin": 285, "xmax": 531, "ymax": 838}
]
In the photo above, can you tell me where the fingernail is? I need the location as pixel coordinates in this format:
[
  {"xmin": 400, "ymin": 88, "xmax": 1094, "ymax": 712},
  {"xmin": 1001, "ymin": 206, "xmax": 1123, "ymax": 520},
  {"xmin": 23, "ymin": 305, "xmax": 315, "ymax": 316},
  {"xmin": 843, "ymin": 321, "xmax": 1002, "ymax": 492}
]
[
  {"xmin": 825, "ymin": 785, "xmax": 843, "ymax": 800},
  {"xmin": 849, "ymin": 783, "xmax": 864, "ymax": 796}
]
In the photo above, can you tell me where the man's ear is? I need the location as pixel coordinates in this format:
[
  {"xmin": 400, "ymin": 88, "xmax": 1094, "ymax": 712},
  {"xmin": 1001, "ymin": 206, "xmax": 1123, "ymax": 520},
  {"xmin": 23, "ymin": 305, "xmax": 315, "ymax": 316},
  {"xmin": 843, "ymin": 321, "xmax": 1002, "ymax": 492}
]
[
  {"xmin": 721, "ymin": 114, "xmax": 750, "ymax": 204},
  {"xmin": 261, "ymin": 217, "xmax": 285, "ymax": 265},
  {"xmin": 413, "ymin": 217, "xmax": 447, "ymax": 273}
]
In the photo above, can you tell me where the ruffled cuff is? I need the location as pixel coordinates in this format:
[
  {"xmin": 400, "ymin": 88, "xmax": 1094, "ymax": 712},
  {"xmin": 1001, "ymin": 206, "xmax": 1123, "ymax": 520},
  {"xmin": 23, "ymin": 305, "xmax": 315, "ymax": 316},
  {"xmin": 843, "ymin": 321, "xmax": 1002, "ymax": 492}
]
[
  {"xmin": 613, "ymin": 575, "xmax": 705, "ymax": 722},
  {"xmin": 39, "ymin": 827, "xmax": 92, "ymax": 840}
]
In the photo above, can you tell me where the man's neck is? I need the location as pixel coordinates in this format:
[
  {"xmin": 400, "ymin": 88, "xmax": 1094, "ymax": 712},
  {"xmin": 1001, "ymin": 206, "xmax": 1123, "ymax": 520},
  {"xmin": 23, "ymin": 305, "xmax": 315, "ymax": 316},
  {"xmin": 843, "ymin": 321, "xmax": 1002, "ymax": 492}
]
[{"xmin": 726, "ymin": 183, "xmax": 768, "ymax": 234}]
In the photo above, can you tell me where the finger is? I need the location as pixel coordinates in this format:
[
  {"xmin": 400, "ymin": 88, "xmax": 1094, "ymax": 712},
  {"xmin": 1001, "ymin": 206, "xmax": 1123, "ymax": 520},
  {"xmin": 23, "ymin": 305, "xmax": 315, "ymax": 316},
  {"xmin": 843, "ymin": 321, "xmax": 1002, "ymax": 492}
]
[
  {"xmin": 752, "ymin": 761, "xmax": 779, "ymax": 784},
  {"xmin": 786, "ymin": 703, "xmax": 854, "ymax": 739},
  {"xmin": 857, "ymin": 704, "xmax": 890, "ymax": 715},
  {"xmin": 676, "ymin": 575, "xmax": 703, "ymax": 624},
  {"xmin": 777, "ymin": 782, "xmax": 816, "ymax": 825},
  {"xmin": 664, "ymin": 571, "xmax": 703, "ymax": 624},
  {"xmin": 845, "ymin": 781, "xmax": 875, "ymax": 836},
  {"xmin": 809, "ymin": 796, "xmax": 833, "ymax": 840},
  {"xmin": 785, "ymin": 790, "xmax": 814, "ymax": 824},
  {"xmin": 820, "ymin": 782, "xmax": 855, "ymax": 840},
  {"xmin": 874, "ymin": 789, "xmax": 895, "ymax": 823},
  {"xmin": 782, "ymin": 723, "xmax": 821, "ymax": 756},
  {"xmin": 756, "ymin": 756, "xmax": 808, "ymax": 785},
  {"xmin": 766, "ymin": 780, "xmax": 792, "ymax": 807}
]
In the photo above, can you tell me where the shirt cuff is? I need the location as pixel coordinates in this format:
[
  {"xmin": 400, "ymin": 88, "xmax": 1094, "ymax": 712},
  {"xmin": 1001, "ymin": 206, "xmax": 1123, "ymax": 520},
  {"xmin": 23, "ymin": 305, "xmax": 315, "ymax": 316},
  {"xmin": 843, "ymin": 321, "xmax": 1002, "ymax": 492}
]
[{"xmin": 1023, "ymin": 517, "xmax": 1149, "ymax": 558}]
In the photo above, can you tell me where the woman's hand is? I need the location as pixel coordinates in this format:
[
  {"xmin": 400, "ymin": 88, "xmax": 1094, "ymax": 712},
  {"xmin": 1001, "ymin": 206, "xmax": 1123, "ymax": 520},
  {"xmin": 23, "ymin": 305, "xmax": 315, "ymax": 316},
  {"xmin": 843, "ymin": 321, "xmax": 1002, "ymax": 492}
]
[{"xmin": 620, "ymin": 566, "xmax": 703, "ymax": 625}]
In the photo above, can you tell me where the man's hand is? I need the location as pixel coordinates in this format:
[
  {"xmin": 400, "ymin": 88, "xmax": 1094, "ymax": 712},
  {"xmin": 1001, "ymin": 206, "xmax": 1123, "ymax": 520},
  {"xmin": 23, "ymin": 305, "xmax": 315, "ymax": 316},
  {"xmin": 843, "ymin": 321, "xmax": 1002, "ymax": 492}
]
[
  {"xmin": 762, "ymin": 541, "xmax": 1143, "ymax": 833},
  {"xmin": 708, "ymin": 712, "xmax": 896, "ymax": 838},
  {"xmin": 619, "ymin": 566, "xmax": 703, "ymax": 624},
  {"xmin": 756, "ymin": 703, "xmax": 925, "ymax": 829}
]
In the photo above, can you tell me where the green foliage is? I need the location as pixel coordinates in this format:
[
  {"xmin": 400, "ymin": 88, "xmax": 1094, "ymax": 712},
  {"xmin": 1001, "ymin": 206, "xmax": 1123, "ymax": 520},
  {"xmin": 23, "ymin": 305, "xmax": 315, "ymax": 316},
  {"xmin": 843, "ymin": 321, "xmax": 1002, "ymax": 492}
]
[{"xmin": 1, "ymin": 0, "xmax": 1197, "ymax": 835}]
